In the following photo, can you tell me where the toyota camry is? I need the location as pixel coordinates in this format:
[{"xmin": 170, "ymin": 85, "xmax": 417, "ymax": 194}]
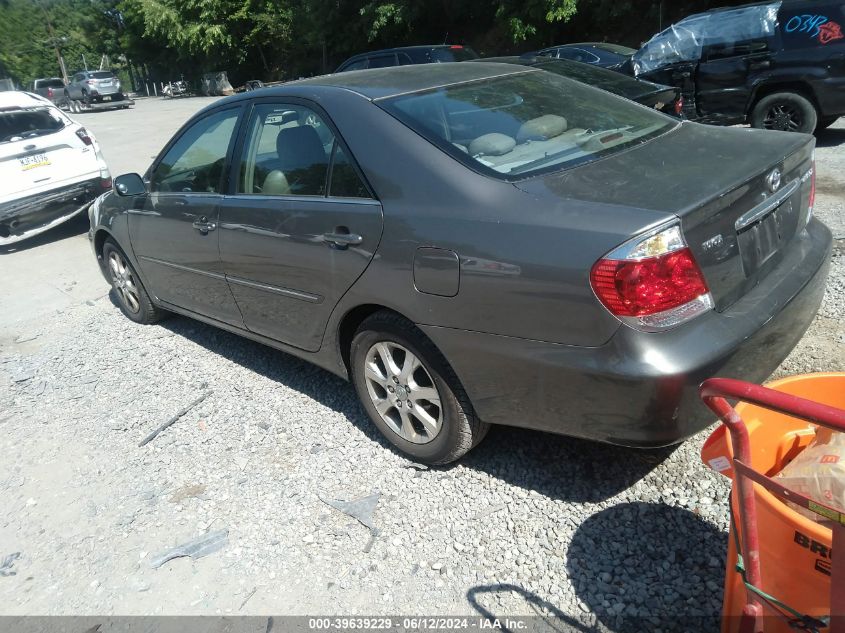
[{"xmin": 89, "ymin": 63, "xmax": 831, "ymax": 463}]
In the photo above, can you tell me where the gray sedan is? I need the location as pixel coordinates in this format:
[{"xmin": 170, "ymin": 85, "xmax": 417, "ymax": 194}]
[{"xmin": 89, "ymin": 63, "xmax": 831, "ymax": 464}]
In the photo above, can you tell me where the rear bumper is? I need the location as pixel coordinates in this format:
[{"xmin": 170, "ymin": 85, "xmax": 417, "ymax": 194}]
[
  {"xmin": 420, "ymin": 218, "xmax": 832, "ymax": 447},
  {"xmin": 81, "ymin": 94, "xmax": 133, "ymax": 110},
  {"xmin": 0, "ymin": 177, "xmax": 106, "ymax": 245}
]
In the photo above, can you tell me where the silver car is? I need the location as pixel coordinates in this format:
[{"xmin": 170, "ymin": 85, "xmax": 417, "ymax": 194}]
[{"xmin": 65, "ymin": 71, "xmax": 126, "ymax": 108}]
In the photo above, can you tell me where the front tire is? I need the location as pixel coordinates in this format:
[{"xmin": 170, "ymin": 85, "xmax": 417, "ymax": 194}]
[
  {"xmin": 751, "ymin": 92, "xmax": 817, "ymax": 134},
  {"xmin": 350, "ymin": 311, "xmax": 489, "ymax": 464},
  {"xmin": 102, "ymin": 239, "xmax": 164, "ymax": 324}
]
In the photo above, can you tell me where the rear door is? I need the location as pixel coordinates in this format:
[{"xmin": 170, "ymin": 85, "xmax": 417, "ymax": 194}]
[
  {"xmin": 696, "ymin": 43, "xmax": 770, "ymax": 118},
  {"xmin": 695, "ymin": 6, "xmax": 780, "ymax": 119},
  {"xmin": 218, "ymin": 100, "xmax": 383, "ymax": 352},
  {"xmin": 128, "ymin": 106, "xmax": 245, "ymax": 325}
]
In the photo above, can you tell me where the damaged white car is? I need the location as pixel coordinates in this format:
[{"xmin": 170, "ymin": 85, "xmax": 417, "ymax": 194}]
[{"xmin": 0, "ymin": 91, "xmax": 111, "ymax": 245}]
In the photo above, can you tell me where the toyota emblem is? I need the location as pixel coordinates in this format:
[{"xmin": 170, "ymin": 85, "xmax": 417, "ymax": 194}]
[{"xmin": 766, "ymin": 168, "xmax": 782, "ymax": 193}]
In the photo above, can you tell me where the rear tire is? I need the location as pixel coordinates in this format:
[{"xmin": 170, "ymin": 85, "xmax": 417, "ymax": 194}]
[
  {"xmin": 350, "ymin": 311, "xmax": 489, "ymax": 464},
  {"xmin": 102, "ymin": 238, "xmax": 164, "ymax": 325},
  {"xmin": 751, "ymin": 92, "xmax": 817, "ymax": 134}
]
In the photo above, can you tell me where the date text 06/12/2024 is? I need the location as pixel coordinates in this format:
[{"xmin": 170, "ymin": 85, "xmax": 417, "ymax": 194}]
[{"xmin": 307, "ymin": 618, "xmax": 528, "ymax": 631}]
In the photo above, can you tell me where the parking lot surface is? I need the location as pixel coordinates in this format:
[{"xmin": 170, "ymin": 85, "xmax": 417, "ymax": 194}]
[{"xmin": 0, "ymin": 99, "xmax": 843, "ymax": 626}]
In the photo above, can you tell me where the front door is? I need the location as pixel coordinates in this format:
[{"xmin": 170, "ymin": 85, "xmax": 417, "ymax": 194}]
[
  {"xmin": 218, "ymin": 101, "xmax": 383, "ymax": 352},
  {"xmin": 129, "ymin": 106, "xmax": 244, "ymax": 326}
]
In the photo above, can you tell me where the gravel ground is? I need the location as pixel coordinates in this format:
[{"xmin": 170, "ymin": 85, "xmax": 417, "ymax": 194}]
[{"xmin": 0, "ymin": 119, "xmax": 843, "ymax": 630}]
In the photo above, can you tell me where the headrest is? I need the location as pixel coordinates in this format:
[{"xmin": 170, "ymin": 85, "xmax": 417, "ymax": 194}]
[
  {"xmin": 276, "ymin": 125, "xmax": 327, "ymax": 170},
  {"xmin": 469, "ymin": 133, "xmax": 516, "ymax": 157},
  {"xmin": 517, "ymin": 115, "xmax": 567, "ymax": 143},
  {"xmin": 263, "ymin": 170, "xmax": 291, "ymax": 195}
]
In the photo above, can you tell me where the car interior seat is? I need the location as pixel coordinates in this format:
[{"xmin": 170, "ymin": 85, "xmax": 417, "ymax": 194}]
[{"xmin": 262, "ymin": 124, "xmax": 329, "ymax": 195}]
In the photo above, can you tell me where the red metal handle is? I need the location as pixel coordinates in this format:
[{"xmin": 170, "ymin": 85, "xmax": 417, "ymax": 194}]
[{"xmin": 700, "ymin": 377, "xmax": 845, "ymax": 431}]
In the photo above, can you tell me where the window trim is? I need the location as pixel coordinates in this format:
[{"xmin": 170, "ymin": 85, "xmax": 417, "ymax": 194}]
[
  {"xmin": 145, "ymin": 104, "xmax": 245, "ymax": 196},
  {"xmin": 227, "ymin": 96, "xmax": 377, "ymax": 201}
]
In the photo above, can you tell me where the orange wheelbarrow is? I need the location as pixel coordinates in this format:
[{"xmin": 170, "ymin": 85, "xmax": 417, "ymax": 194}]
[{"xmin": 700, "ymin": 373, "xmax": 845, "ymax": 633}]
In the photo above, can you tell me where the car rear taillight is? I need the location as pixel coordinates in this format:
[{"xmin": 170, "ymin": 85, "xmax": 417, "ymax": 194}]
[
  {"xmin": 450, "ymin": 45, "xmax": 463, "ymax": 49},
  {"xmin": 97, "ymin": 152, "xmax": 111, "ymax": 188},
  {"xmin": 590, "ymin": 224, "xmax": 713, "ymax": 332},
  {"xmin": 75, "ymin": 127, "xmax": 93, "ymax": 146},
  {"xmin": 673, "ymin": 95, "xmax": 684, "ymax": 116},
  {"xmin": 47, "ymin": 87, "xmax": 54, "ymax": 98}
]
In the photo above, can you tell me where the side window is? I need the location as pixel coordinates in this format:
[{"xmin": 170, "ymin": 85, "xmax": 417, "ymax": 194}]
[
  {"xmin": 556, "ymin": 48, "xmax": 578, "ymax": 60},
  {"xmin": 238, "ymin": 103, "xmax": 333, "ymax": 196},
  {"xmin": 342, "ymin": 59, "xmax": 368, "ymax": 71},
  {"xmin": 367, "ymin": 54, "xmax": 398, "ymax": 68},
  {"xmin": 150, "ymin": 108, "xmax": 239, "ymax": 194},
  {"xmin": 398, "ymin": 53, "xmax": 415, "ymax": 65},
  {"xmin": 329, "ymin": 143, "xmax": 371, "ymax": 198}
]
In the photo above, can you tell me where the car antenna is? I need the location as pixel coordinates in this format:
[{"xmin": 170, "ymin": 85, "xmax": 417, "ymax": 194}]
[{"xmin": 443, "ymin": 32, "xmax": 449, "ymax": 44}]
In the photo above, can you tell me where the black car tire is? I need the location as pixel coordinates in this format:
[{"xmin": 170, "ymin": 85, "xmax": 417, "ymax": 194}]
[
  {"xmin": 102, "ymin": 239, "xmax": 164, "ymax": 325},
  {"xmin": 817, "ymin": 116, "xmax": 840, "ymax": 130},
  {"xmin": 350, "ymin": 311, "xmax": 489, "ymax": 464},
  {"xmin": 751, "ymin": 92, "xmax": 817, "ymax": 134}
]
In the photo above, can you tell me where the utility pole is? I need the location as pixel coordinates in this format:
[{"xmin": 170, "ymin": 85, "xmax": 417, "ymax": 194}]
[{"xmin": 40, "ymin": 1, "xmax": 69, "ymax": 83}]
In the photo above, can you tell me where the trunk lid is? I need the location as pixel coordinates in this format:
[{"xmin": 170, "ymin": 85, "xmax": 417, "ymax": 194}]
[{"xmin": 515, "ymin": 122, "xmax": 815, "ymax": 312}]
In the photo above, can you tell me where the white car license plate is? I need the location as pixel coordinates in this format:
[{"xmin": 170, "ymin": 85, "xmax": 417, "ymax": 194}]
[
  {"xmin": 102, "ymin": 95, "xmax": 111, "ymax": 102},
  {"xmin": 19, "ymin": 153, "xmax": 51, "ymax": 171}
]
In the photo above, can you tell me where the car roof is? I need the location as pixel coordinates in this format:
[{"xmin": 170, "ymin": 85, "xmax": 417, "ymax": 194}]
[
  {"xmin": 287, "ymin": 62, "xmax": 534, "ymax": 100},
  {"xmin": 0, "ymin": 91, "xmax": 54, "ymax": 109},
  {"xmin": 344, "ymin": 44, "xmax": 471, "ymax": 59},
  {"xmin": 706, "ymin": 0, "xmax": 811, "ymax": 12},
  {"xmin": 546, "ymin": 42, "xmax": 604, "ymax": 48}
]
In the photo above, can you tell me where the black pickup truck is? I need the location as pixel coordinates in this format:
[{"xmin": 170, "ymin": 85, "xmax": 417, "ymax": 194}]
[{"xmin": 625, "ymin": 0, "xmax": 845, "ymax": 133}]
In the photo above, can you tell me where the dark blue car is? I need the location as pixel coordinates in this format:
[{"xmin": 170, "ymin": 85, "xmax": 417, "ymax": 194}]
[{"xmin": 534, "ymin": 42, "xmax": 637, "ymax": 69}]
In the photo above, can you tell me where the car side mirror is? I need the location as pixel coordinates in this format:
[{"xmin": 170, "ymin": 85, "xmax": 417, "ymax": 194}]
[{"xmin": 114, "ymin": 173, "xmax": 146, "ymax": 196}]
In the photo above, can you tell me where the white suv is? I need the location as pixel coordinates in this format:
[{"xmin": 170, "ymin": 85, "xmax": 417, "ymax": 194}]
[{"xmin": 0, "ymin": 91, "xmax": 111, "ymax": 245}]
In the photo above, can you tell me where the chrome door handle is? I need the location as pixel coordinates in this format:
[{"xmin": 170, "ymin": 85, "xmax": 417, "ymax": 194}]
[
  {"xmin": 192, "ymin": 216, "xmax": 217, "ymax": 234},
  {"xmin": 748, "ymin": 59, "xmax": 771, "ymax": 70},
  {"xmin": 323, "ymin": 231, "xmax": 363, "ymax": 247}
]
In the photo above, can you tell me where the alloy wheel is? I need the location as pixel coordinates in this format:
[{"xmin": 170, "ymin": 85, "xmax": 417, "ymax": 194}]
[
  {"xmin": 108, "ymin": 251, "xmax": 141, "ymax": 314},
  {"xmin": 363, "ymin": 341, "xmax": 443, "ymax": 444},
  {"xmin": 763, "ymin": 103, "xmax": 802, "ymax": 132}
]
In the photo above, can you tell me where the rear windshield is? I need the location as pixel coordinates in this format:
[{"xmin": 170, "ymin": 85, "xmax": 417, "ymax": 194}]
[
  {"xmin": 36, "ymin": 79, "xmax": 65, "ymax": 88},
  {"xmin": 0, "ymin": 107, "xmax": 65, "ymax": 143},
  {"xmin": 380, "ymin": 70, "xmax": 676, "ymax": 180},
  {"xmin": 91, "ymin": 71, "xmax": 115, "ymax": 79},
  {"xmin": 431, "ymin": 47, "xmax": 479, "ymax": 62}
]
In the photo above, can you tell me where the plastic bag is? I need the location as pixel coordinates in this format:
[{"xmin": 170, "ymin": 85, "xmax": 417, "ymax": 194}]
[
  {"xmin": 632, "ymin": 2, "xmax": 781, "ymax": 75},
  {"xmin": 777, "ymin": 427, "xmax": 845, "ymax": 521}
]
